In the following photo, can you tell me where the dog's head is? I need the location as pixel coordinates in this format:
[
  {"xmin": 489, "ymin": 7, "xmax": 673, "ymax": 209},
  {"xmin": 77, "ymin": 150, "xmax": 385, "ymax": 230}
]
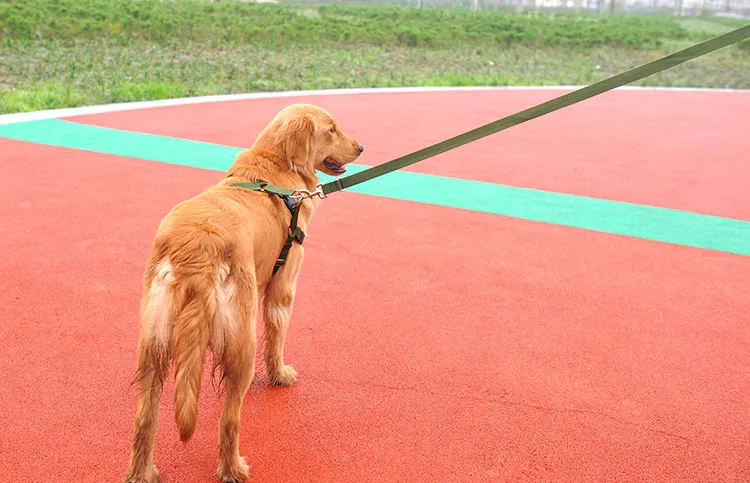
[{"xmin": 265, "ymin": 104, "xmax": 363, "ymax": 177}]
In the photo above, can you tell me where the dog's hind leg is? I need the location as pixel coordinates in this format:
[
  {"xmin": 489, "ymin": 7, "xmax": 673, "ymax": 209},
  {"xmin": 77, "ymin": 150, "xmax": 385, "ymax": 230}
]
[
  {"xmin": 263, "ymin": 247, "xmax": 304, "ymax": 387},
  {"xmin": 215, "ymin": 267, "xmax": 256, "ymax": 483},
  {"xmin": 124, "ymin": 261, "xmax": 174, "ymax": 483}
]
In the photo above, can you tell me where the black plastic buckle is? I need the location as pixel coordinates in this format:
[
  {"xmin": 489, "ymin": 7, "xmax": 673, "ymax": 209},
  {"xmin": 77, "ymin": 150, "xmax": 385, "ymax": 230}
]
[
  {"xmin": 290, "ymin": 227, "xmax": 305, "ymax": 244},
  {"xmin": 281, "ymin": 195, "xmax": 298, "ymax": 213}
]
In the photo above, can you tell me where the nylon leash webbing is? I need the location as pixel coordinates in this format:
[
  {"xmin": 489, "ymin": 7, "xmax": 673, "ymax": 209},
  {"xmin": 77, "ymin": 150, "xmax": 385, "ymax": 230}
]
[{"xmin": 320, "ymin": 24, "xmax": 750, "ymax": 196}]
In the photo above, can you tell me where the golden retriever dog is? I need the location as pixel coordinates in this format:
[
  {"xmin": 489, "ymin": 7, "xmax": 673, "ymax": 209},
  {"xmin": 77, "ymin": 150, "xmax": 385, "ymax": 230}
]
[{"xmin": 124, "ymin": 104, "xmax": 363, "ymax": 483}]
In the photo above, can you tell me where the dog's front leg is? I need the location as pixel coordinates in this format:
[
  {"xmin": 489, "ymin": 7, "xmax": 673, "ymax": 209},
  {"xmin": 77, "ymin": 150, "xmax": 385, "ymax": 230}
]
[{"xmin": 263, "ymin": 246, "xmax": 304, "ymax": 386}]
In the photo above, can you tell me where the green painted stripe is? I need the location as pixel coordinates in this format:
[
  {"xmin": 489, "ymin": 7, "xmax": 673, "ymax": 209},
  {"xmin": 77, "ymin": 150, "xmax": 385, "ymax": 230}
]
[
  {"xmin": 0, "ymin": 119, "xmax": 242, "ymax": 170},
  {"xmin": 1, "ymin": 118, "xmax": 749, "ymax": 256},
  {"xmin": 352, "ymin": 170, "xmax": 750, "ymax": 256}
]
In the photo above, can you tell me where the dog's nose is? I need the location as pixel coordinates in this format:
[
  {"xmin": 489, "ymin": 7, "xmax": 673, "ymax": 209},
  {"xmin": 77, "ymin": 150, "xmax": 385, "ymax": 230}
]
[{"xmin": 358, "ymin": 144, "xmax": 364, "ymax": 153}]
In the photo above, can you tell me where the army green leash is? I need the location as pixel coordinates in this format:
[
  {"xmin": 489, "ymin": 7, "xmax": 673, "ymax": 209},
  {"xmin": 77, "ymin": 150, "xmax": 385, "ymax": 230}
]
[
  {"xmin": 316, "ymin": 24, "xmax": 749, "ymax": 197},
  {"xmin": 232, "ymin": 25, "xmax": 749, "ymax": 275}
]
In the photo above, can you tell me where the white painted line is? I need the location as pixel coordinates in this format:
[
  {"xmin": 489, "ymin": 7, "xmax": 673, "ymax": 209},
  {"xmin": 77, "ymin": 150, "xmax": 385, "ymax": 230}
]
[{"xmin": 0, "ymin": 86, "xmax": 747, "ymax": 126}]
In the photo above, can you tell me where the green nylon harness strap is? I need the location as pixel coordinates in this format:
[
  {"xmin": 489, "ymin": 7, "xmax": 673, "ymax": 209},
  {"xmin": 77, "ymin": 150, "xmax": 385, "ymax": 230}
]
[
  {"xmin": 319, "ymin": 24, "xmax": 750, "ymax": 196},
  {"xmin": 274, "ymin": 206, "xmax": 305, "ymax": 275},
  {"xmin": 230, "ymin": 181, "xmax": 306, "ymax": 276},
  {"xmin": 232, "ymin": 181, "xmax": 297, "ymax": 198}
]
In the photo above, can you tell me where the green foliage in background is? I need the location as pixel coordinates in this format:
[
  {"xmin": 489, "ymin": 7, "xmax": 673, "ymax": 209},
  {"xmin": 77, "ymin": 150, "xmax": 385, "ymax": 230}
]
[
  {"xmin": 0, "ymin": 0, "xmax": 695, "ymax": 47},
  {"xmin": 0, "ymin": 0, "xmax": 747, "ymax": 113}
]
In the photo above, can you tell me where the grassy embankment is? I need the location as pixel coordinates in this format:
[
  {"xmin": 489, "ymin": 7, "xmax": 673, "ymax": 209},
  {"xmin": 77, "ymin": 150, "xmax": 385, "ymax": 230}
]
[{"xmin": 0, "ymin": 0, "xmax": 747, "ymax": 113}]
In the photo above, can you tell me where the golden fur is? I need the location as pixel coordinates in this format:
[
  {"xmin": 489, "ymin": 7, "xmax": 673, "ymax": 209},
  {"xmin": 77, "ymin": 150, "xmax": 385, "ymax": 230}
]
[{"xmin": 124, "ymin": 104, "xmax": 362, "ymax": 483}]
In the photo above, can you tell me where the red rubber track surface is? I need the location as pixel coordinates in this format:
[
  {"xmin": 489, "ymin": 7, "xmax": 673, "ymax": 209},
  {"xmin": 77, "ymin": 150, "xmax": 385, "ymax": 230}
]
[
  {"xmin": 1, "ymin": 90, "xmax": 749, "ymax": 482},
  {"xmin": 68, "ymin": 89, "xmax": 750, "ymax": 220}
]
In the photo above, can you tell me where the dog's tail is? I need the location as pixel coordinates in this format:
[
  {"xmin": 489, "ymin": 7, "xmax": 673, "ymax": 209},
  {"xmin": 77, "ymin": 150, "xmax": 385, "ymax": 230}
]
[
  {"xmin": 136, "ymin": 228, "xmax": 233, "ymax": 444},
  {"xmin": 172, "ymin": 267, "xmax": 216, "ymax": 443}
]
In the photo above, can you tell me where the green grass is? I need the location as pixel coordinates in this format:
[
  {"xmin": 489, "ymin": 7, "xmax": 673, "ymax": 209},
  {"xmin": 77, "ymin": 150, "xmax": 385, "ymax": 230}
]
[
  {"xmin": 0, "ymin": 0, "xmax": 691, "ymax": 47},
  {"xmin": 0, "ymin": 0, "xmax": 747, "ymax": 114},
  {"xmin": 679, "ymin": 19, "xmax": 736, "ymax": 35}
]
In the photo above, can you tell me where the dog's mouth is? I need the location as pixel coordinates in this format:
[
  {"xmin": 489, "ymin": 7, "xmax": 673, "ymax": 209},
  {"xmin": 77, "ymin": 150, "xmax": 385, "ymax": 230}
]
[{"xmin": 323, "ymin": 156, "xmax": 347, "ymax": 175}]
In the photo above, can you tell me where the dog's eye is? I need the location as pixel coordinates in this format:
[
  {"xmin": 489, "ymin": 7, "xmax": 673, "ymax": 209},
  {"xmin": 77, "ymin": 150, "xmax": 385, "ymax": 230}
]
[{"xmin": 330, "ymin": 127, "xmax": 336, "ymax": 133}]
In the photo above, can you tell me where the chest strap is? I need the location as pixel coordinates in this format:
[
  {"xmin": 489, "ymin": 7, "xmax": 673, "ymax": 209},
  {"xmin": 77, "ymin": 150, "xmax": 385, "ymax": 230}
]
[{"xmin": 231, "ymin": 181, "xmax": 306, "ymax": 276}]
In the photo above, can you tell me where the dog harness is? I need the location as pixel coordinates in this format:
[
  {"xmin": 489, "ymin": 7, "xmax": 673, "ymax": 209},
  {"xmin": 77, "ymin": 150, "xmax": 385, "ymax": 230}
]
[{"xmin": 231, "ymin": 181, "xmax": 306, "ymax": 276}]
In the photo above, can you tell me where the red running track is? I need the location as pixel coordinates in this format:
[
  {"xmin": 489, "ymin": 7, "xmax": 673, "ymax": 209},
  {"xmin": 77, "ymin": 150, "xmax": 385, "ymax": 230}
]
[
  {"xmin": 70, "ymin": 89, "xmax": 750, "ymax": 220},
  {"xmin": 1, "ymin": 89, "xmax": 749, "ymax": 482}
]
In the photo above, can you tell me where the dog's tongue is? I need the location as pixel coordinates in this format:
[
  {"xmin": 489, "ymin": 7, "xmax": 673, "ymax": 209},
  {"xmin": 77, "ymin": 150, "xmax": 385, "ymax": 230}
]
[{"xmin": 324, "ymin": 159, "xmax": 346, "ymax": 174}]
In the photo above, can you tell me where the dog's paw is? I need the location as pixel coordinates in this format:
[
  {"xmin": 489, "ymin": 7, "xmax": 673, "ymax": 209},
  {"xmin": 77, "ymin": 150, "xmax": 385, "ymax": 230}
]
[
  {"xmin": 123, "ymin": 464, "xmax": 160, "ymax": 483},
  {"xmin": 269, "ymin": 365, "xmax": 298, "ymax": 387},
  {"xmin": 216, "ymin": 456, "xmax": 250, "ymax": 483}
]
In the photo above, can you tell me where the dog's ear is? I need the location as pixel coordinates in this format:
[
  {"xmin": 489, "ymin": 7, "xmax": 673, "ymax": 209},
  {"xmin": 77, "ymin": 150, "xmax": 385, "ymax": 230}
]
[{"xmin": 275, "ymin": 114, "xmax": 315, "ymax": 169}]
